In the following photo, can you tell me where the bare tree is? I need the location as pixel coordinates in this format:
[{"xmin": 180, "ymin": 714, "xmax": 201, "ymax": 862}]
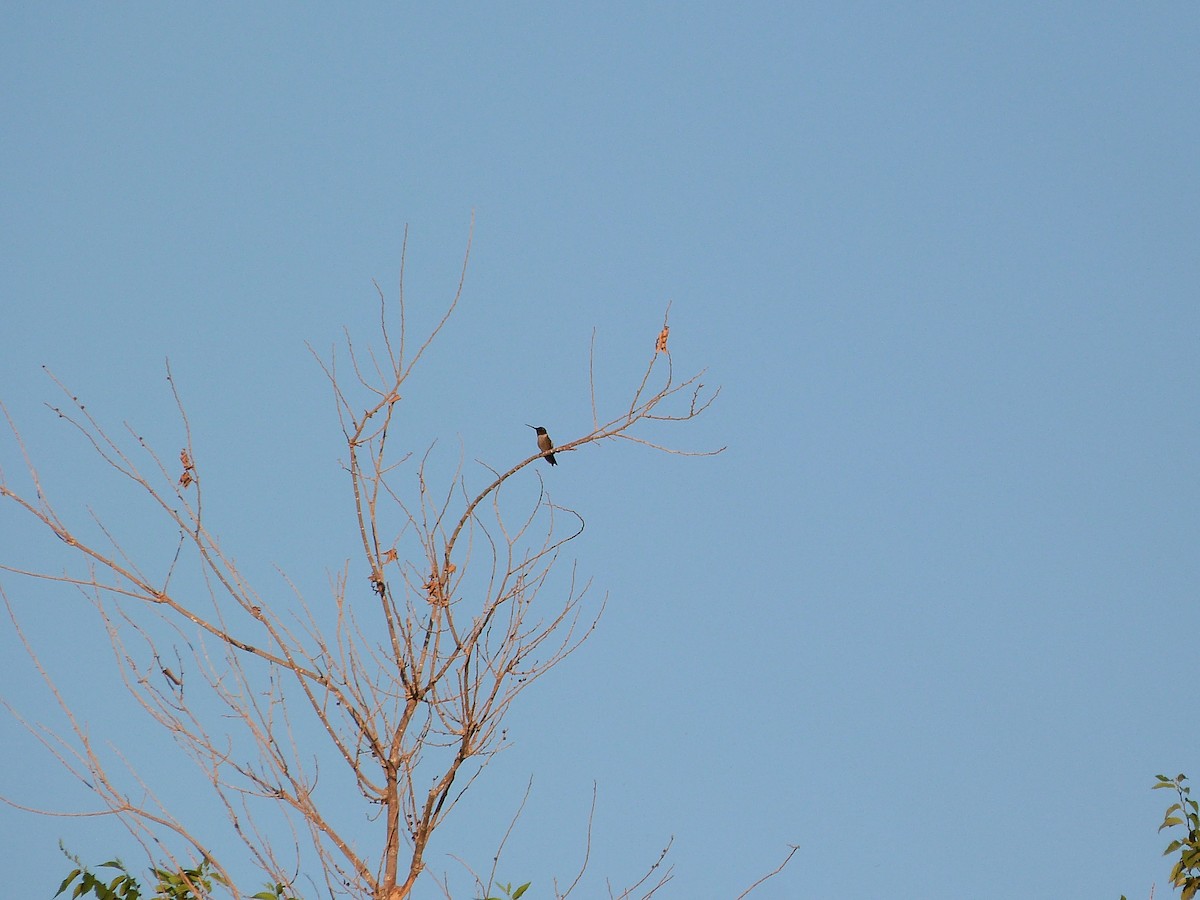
[{"xmin": 0, "ymin": 232, "xmax": 788, "ymax": 899}]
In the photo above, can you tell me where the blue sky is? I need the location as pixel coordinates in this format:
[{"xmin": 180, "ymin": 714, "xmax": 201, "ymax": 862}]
[{"xmin": 2, "ymin": 4, "xmax": 1198, "ymax": 898}]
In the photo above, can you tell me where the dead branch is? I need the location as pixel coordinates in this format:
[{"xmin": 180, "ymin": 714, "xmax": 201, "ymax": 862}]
[{"xmin": 0, "ymin": 230, "xmax": 728, "ymax": 899}]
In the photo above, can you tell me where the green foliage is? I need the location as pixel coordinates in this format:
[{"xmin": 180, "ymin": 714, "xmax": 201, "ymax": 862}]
[
  {"xmin": 249, "ymin": 885, "xmax": 300, "ymax": 900},
  {"xmin": 148, "ymin": 862, "xmax": 222, "ymax": 899},
  {"xmin": 55, "ymin": 854, "xmax": 221, "ymax": 900},
  {"xmin": 1154, "ymin": 774, "xmax": 1200, "ymax": 900},
  {"xmin": 478, "ymin": 880, "xmax": 531, "ymax": 900},
  {"xmin": 55, "ymin": 847, "xmax": 300, "ymax": 900},
  {"xmin": 55, "ymin": 859, "xmax": 143, "ymax": 900}
]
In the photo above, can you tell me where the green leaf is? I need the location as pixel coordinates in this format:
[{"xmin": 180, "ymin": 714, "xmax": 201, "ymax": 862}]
[
  {"xmin": 512, "ymin": 884, "xmax": 531, "ymax": 900},
  {"xmin": 56, "ymin": 869, "xmax": 82, "ymax": 897}
]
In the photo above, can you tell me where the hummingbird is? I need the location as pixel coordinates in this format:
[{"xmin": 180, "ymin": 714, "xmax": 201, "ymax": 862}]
[{"xmin": 526, "ymin": 424, "xmax": 557, "ymax": 466}]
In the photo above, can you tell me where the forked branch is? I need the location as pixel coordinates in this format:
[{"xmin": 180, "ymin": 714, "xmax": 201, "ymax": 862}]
[{"xmin": 0, "ymin": 233, "xmax": 751, "ymax": 899}]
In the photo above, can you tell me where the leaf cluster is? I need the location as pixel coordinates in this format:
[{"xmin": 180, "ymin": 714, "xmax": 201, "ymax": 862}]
[
  {"xmin": 478, "ymin": 881, "xmax": 531, "ymax": 900},
  {"xmin": 1155, "ymin": 774, "xmax": 1200, "ymax": 900},
  {"xmin": 56, "ymin": 857, "xmax": 219, "ymax": 900},
  {"xmin": 55, "ymin": 849, "xmax": 298, "ymax": 900}
]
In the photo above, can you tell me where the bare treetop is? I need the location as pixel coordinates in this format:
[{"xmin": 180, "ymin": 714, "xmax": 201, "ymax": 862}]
[{"xmin": 1, "ymin": 229, "xmax": 791, "ymax": 900}]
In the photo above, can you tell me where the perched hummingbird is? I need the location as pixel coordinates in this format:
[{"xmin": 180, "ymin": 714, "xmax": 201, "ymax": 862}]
[{"xmin": 526, "ymin": 424, "xmax": 557, "ymax": 466}]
